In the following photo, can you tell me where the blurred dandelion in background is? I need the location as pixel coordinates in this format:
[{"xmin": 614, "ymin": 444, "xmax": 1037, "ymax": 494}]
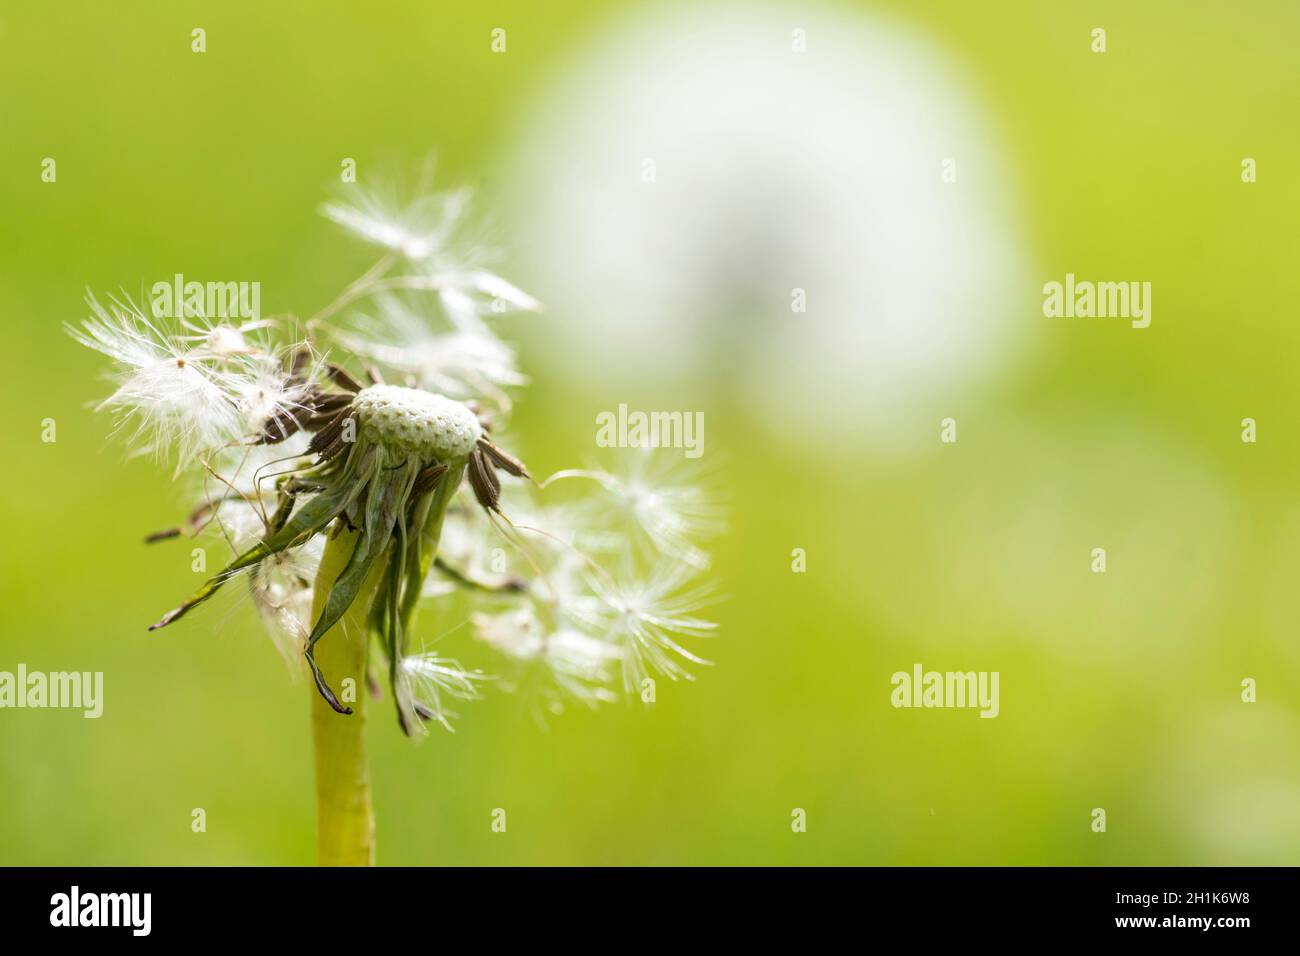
[{"xmin": 505, "ymin": 0, "xmax": 1032, "ymax": 456}]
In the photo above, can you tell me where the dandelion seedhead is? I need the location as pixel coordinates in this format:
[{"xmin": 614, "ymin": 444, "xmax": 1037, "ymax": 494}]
[{"xmin": 73, "ymin": 173, "xmax": 721, "ymax": 735}]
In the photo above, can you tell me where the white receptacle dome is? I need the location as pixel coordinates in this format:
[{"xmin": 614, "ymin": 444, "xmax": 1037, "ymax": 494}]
[{"xmin": 353, "ymin": 385, "xmax": 481, "ymax": 459}]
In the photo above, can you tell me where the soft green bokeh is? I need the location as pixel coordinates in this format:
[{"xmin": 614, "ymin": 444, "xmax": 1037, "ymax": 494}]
[{"xmin": 2, "ymin": 0, "xmax": 1298, "ymax": 865}]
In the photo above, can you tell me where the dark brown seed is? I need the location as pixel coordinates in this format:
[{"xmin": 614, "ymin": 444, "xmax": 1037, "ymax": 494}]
[
  {"xmin": 289, "ymin": 346, "xmax": 312, "ymax": 382},
  {"xmin": 314, "ymin": 432, "xmax": 348, "ymax": 464},
  {"xmin": 307, "ymin": 411, "xmax": 348, "ymax": 454},
  {"xmin": 311, "ymin": 392, "xmax": 355, "ymax": 416},
  {"xmin": 326, "ymin": 363, "xmax": 364, "ymax": 394},
  {"xmin": 145, "ymin": 496, "xmax": 232, "ymax": 542},
  {"xmin": 257, "ymin": 409, "xmax": 303, "ymax": 444},
  {"xmin": 411, "ymin": 463, "xmax": 450, "ymax": 499},
  {"xmin": 467, "ymin": 450, "xmax": 499, "ymax": 512},
  {"xmin": 483, "ymin": 456, "xmax": 501, "ymax": 498},
  {"xmin": 299, "ymin": 411, "xmax": 337, "ymax": 431},
  {"xmin": 308, "ymin": 413, "xmax": 354, "ymax": 464},
  {"xmin": 478, "ymin": 437, "xmax": 530, "ymax": 479}
]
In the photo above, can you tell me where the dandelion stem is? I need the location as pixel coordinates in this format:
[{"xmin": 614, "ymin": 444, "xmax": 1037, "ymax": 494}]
[{"xmin": 310, "ymin": 524, "xmax": 388, "ymax": 866}]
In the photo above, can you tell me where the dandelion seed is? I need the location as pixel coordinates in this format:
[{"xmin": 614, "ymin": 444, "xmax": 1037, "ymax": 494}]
[
  {"xmin": 546, "ymin": 629, "xmax": 620, "ymax": 704},
  {"xmin": 472, "ymin": 604, "xmax": 618, "ymax": 709},
  {"xmin": 70, "ymin": 293, "xmax": 245, "ymax": 470},
  {"xmin": 231, "ymin": 364, "xmax": 312, "ymax": 436},
  {"xmin": 399, "ymin": 653, "xmax": 487, "ymax": 732},
  {"xmin": 175, "ymin": 315, "xmax": 274, "ymax": 359},
  {"xmin": 246, "ymin": 537, "xmax": 323, "ymax": 665},
  {"xmin": 335, "ymin": 294, "xmax": 524, "ymax": 407},
  {"xmin": 440, "ymin": 271, "xmax": 542, "ymax": 318},
  {"xmin": 472, "ymin": 605, "xmax": 547, "ymax": 660},
  {"xmin": 583, "ymin": 563, "xmax": 718, "ymax": 692},
  {"xmin": 321, "ymin": 185, "xmax": 469, "ymax": 262},
  {"xmin": 549, "ymin": 452, "xmax": 722, "ymax": 570},
  {"xmin": 202, "ymin": 324, "xmax": 253, "ymax": 357}
]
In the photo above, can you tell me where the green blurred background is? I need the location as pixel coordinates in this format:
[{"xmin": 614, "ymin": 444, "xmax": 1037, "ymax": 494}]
[{"xmin": 2, "ymin": 0, "xmax": 1298, "ymax": 865}]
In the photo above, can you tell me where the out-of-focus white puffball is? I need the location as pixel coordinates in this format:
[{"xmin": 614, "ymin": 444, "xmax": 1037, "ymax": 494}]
[{"xmin": 502, "ymin": 1, "xmax": 1031, "ymax": 456}]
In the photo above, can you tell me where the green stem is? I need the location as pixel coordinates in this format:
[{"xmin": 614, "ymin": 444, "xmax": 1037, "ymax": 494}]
[{"xmin": 309, "ymin": 525, "xmax": 387, "ymax": 866}]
